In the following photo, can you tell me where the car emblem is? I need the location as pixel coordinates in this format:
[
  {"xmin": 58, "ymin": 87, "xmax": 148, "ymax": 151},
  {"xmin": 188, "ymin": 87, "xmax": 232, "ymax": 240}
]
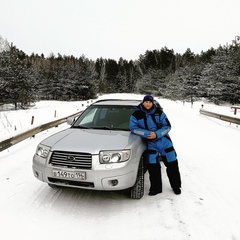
[{"xmin": 66, "ymin": 155, "xmax": 75, "ymax": 161}]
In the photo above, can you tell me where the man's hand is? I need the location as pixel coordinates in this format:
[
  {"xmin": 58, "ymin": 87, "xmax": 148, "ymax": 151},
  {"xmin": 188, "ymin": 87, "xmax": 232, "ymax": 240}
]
[{"xmin": 147, "ymin": 131, "xmax": 157, "ymax": 139}]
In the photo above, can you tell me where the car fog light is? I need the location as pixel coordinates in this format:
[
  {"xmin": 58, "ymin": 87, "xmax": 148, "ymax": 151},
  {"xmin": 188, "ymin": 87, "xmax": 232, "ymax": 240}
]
[{"xmin": 110, "ymin": 179, "xmax": 118, "ymax": 186}]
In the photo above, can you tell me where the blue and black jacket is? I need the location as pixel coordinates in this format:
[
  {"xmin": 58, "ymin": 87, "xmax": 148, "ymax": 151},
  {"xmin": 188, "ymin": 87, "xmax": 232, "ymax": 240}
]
[
  {"xmin": 129, "ymin": 103, "xmax": 171, "ymax": 141},
  {"xmin": 130, "ymin": 103, "xmax": 177, "ymax": 163}
]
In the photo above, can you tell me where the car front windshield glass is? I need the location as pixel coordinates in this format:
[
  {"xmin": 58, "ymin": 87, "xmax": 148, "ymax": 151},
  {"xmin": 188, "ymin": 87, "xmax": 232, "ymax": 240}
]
[{"xmin": 72, "ymin": 105, "xmax": 135, "ymax": 130}]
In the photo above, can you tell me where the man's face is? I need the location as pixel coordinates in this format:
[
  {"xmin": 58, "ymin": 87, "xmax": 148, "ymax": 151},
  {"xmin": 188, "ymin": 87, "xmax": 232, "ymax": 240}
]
[{"xmin": 143, "ymin": 101, "xmax": 153, "ymax": 110}]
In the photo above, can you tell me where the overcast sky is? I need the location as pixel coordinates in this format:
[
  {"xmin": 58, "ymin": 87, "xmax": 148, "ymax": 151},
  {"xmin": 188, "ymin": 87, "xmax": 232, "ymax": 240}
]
[{"xmin": 1, "ymin": 0, "xmax": 239, "ymax": 60}]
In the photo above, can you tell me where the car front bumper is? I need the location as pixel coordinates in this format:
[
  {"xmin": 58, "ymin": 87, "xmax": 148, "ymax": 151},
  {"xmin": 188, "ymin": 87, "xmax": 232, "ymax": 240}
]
[{"xmin": 32, "ymin": 154, "xmax": 139, "ymax": 191}]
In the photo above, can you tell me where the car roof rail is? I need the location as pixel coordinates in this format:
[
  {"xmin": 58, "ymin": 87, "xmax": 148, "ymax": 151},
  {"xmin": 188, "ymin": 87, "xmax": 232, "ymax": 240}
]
[
  {"xmin": 92, "ymin": 98, "xmax": 162, "ymax": 110},
  {"xmin": 93, "ymin": 99, "xmax": 142, "ymax": 103}
]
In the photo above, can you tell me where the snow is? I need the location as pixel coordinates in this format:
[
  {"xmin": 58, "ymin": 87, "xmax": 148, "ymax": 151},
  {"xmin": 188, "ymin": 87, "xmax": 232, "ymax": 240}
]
[{"xmin": 0, "ymin": 93, "xmax": 239, "ymax": 240}]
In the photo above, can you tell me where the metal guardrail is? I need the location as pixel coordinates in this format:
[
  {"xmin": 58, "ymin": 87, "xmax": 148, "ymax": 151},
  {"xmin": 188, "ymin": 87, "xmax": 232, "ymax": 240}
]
[
  {"xmin": 0, "ymin": 111, "xmax": 82, "ymax": 152},
  {"xmin": 199, "ymin": 109, "xmax": 240, "ymax": 125}
]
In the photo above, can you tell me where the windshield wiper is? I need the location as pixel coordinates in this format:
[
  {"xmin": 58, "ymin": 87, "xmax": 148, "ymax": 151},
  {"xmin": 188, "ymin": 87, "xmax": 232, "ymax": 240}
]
[
  {"xmin": 93, "ymin": 125, "xmax": 113, "ymax": 130},
  {"xmin": 71, "ymin": 125, "xmax": 91, "ymax": 129},
  {"xmin": 72, "ymin": 125, "xmax": 125, "ymax": 130}
]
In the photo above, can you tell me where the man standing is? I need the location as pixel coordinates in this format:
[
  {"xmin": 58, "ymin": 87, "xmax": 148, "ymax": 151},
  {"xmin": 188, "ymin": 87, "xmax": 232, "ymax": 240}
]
[{"xmin": 130, "ymin": 95, "xmax": 181, "ymax": 196}]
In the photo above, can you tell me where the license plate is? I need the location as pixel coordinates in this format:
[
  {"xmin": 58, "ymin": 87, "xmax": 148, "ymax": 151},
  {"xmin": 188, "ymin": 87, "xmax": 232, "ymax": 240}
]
[{"xmin": 52, "ymin": 170, "xmax": 86, "ymax": 180}]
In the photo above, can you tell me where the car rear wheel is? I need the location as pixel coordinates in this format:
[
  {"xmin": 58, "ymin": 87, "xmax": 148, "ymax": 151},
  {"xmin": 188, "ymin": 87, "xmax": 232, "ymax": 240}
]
[{"xmin": 130, "ymin": 157, "xmax": 144, "ymax": 199}]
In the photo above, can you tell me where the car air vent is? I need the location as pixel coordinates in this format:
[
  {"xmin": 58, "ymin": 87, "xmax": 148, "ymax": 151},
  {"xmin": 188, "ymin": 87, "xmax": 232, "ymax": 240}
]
[
  {"xmin": 48, "ymin": 178, "xmax": 94, "ymax": 188},
  {"xmin": 49, "ymin": 151, "xmax": 92, "ymax": 169}
]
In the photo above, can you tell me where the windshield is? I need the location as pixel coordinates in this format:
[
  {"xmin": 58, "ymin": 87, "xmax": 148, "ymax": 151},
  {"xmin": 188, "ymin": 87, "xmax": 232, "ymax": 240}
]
[{"xmin": 72, "ymin": 105, "xmax": 135, "ymax": 131}]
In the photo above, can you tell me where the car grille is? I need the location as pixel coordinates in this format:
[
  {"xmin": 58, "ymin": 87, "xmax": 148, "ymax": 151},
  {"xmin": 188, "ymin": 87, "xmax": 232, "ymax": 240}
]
[{"xmin": 49, "ymin": 151, "xmax": 92, "ymax": 169}]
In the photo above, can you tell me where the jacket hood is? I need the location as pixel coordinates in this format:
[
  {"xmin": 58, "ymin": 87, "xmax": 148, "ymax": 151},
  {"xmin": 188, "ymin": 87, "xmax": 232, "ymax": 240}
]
[{"xmin": 138, "ymin": 103, "xmax": 156, "ymax": 115}]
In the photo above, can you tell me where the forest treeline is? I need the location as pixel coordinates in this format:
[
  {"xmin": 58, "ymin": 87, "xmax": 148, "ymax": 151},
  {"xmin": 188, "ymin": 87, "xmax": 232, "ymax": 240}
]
[{"xmin": 0, "ymin": 35, "xmax": 240, "ymax": 109}]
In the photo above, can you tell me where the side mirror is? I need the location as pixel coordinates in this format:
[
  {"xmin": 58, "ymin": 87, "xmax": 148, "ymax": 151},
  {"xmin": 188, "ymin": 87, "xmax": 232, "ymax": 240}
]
[{"xmin": 66, "ymin": 117, "xmax": 75, "ymax": 125}]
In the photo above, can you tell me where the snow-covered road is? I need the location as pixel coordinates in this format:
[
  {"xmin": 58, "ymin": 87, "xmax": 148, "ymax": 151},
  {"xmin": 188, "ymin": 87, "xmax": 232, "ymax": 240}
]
[{"xmin": 0, "ymin": 94, "xmax": 239, "ymax": 240}]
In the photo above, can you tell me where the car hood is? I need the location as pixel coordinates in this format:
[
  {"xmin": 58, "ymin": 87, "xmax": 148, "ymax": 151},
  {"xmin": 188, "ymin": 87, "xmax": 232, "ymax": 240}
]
[{"xmin": 40, "ymin": 128, "xmax": 142, "ymax": 154}]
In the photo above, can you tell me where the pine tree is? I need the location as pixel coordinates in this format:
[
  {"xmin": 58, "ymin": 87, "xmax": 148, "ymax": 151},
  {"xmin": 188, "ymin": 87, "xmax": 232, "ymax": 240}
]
[{"xmin": 0, "ymin": 45, "xmax": 34, "ymax": 108}]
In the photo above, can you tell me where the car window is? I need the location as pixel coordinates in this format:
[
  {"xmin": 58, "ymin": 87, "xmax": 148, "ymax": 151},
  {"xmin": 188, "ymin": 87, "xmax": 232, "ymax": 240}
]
[{"xmin": 72, "ymin": 105, "xmax": 135, "ymax": 130}]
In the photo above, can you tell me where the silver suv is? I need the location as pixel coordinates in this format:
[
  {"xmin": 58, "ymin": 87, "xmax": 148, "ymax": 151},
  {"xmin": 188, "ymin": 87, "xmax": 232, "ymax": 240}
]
[{"xmin": 32, "ymin": 99, "xmax": 147, "ymax": 199}]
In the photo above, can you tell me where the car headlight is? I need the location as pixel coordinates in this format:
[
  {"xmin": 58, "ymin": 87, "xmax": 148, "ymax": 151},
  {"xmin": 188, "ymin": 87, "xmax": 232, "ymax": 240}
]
[
  {"xmin": 36, "ymin": 144, "xmax": 51, "ymax": 158},
  {"xmin": 99, "ymin": 150, "xmax": 130, "ymax": 164}
]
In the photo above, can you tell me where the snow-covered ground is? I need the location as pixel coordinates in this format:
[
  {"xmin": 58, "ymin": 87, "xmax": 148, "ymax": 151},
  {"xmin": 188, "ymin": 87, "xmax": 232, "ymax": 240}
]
[{"xmin": 0, "ymin": 93, "xmax": 239, "ymax": 240}]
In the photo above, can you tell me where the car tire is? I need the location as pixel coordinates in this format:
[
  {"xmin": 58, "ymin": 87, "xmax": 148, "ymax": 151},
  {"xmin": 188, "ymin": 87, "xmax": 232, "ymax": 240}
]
[{"xmin": 130, "ymin": 157, "xmax": 144, "ymax": 199}]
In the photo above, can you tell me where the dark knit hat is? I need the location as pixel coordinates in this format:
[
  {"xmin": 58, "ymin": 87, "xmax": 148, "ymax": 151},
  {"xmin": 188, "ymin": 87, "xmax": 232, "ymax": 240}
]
[{"xmin": 143, "ymin": 95, "xmax": 154, "ymax": 103}]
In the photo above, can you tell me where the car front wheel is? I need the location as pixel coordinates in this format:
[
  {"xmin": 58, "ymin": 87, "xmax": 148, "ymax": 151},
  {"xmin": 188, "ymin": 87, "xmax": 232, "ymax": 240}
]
[{"xmin": 130, "ymin": 157, "xmax": 144, "ymax": 199}]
